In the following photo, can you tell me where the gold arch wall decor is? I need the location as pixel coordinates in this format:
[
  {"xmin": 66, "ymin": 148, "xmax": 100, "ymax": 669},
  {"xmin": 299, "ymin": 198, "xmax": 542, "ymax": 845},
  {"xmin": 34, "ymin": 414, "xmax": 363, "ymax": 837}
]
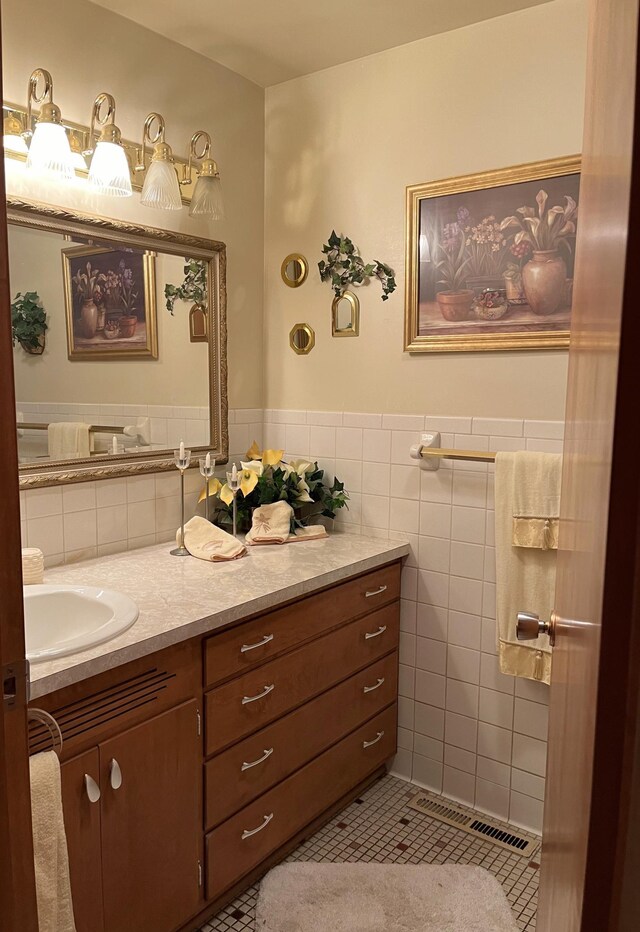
[{"xmin": 331, "ymin": 290, "xmax": 360, "ymax": 338}]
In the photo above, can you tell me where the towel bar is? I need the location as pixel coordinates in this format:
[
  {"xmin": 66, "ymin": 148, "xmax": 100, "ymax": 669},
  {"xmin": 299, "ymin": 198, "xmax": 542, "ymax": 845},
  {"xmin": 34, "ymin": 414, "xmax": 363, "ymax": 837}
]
[
  {"xmin": 409, "ymin": 432, "xmax": 496, "ymax": 470},
  {"xmin": 28, "ymin": 707, "xmax": 63, "ymax": 756}
]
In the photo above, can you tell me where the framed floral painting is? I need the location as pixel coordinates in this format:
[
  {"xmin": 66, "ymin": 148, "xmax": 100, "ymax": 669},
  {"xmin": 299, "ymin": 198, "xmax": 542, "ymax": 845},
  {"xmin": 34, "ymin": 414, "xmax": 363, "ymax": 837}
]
[
  {"xmin": 404, "ymin": 155, "xmax": 581, "ymax": 352},
  {"xmin": 62, "ymin": 244, "xmax": 158, "ymax": 359}
]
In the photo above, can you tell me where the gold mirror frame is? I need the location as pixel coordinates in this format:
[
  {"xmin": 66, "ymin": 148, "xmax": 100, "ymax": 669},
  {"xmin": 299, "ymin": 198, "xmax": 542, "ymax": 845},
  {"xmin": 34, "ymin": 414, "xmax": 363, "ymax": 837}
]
[
  {"xmin": 331, "ymin": 291, "xmax": 360, "ymax": 338},
  {"xmin": 289, "ymin": 323, "xmax": 315, "ymax": 355},
  {"xmin": 281, "ymin": 253, "xmax": 308, "ymax": 288},
  {"xmin": 8, "ymin": 197, "xmax": 228, "ymax": 488}
]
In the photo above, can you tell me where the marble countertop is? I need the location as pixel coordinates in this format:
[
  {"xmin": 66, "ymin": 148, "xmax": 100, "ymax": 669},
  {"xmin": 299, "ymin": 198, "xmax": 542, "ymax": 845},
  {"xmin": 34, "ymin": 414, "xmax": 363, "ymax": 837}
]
[{"xmin": 29, "ymin": 533, "xmax": 409, "ymax": 699}]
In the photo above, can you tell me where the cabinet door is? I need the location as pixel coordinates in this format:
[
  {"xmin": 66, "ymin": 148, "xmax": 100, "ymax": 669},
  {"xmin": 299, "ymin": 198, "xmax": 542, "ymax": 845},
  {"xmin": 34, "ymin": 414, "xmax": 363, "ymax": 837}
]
[
  {"xmin": 60, "ymin": 749, "xmax": 104, "ymax": 932},
  {"xmin": 99, "ymin": 700, "xmax": 202, "ymax": 932}
]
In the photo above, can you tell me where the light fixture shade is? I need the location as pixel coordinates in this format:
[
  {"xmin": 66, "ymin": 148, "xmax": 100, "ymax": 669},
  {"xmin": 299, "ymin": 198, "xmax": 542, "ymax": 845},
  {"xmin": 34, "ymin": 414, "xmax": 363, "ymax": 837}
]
[
  {"xmin": 88, "ymin": 140, "xmax": 132, "ymax": 197},
  {"xmin": 26, "ymin": 121, "xmax": 75, "ymax": 181},
  {"xmin": 140, "ymin": 159, "xmax": 181, "ymax": 210},
  {"xmin": 189, "ymin": 173, "xmax": 225, "ymax": 220},
  {"xmin": 3, "ymin": 133, "xmax": 29, "ymax": 155}
]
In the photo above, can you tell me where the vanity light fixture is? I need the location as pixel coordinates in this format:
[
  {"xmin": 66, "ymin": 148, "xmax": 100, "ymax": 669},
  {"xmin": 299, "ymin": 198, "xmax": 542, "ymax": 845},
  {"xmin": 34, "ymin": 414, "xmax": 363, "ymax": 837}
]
[
  {"xmin": 85, "ymin": 93, "xmax": 132, "ymax": 197},
  {"xmin": 3, "ymin": 109, "xmax": 28, "ymax": 155},
  {"xmin": 24, "ymin": 68, "xmax": 75, "ymax": 182},
  {"xmin": 181, "ymin": 131, "xmax": 224, "ymax": 220},
  {"xmin": 68, "ymin": 130, "xmax": 88, "ymax": 172},
  {"xmin": 136, "ymin": 112, "xmax": 182, "ymax": 210}
]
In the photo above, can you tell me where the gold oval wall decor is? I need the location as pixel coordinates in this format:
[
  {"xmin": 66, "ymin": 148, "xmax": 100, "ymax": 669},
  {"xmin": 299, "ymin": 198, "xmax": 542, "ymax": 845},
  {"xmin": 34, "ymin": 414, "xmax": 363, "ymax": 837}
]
[{"xmin": 281, "ymin": 253, "xmax": 308, "ymax": 288}]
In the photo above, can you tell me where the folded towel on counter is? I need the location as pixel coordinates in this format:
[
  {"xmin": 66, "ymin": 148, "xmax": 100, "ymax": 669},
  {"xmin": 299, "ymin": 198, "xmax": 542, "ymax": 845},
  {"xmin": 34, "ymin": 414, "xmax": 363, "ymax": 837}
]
[
  {"xmin": 180, "ymin": 516, "xmax": 246, "ymax": 561},
  {"xmin": 246, "ymin": 501, "xmax": 294, "ymax": 544},
  {"xmin": 495, "ymin": 451, "xmax": 562, "ymax": 685},
  {"xmin": 29, "ymin": 751, "xmax": 77, "ymax": 932},
  {"xmin": 245, "ymin": 501, "xmax": 328, "ymax": 546},
  {"xmin": 512, "ymin": 451, "xmax": 562, "ymax": 550},
  {"xmin": 47, "ymin": 423, "xmax": 91, "ymax": 459}
]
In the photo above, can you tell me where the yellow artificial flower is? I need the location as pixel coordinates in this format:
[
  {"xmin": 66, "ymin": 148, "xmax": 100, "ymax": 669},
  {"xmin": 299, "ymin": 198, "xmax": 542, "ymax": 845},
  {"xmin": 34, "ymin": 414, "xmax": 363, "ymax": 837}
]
[
  {"xmin": 197, "ymin": 476, "xmax": 222, "ymax": 504},
  {"xmin": 289, "ymin": 459, "xmax": 314, "ymax": 477},
  {"xmin": 295, "ymin": 478, "xmax": 313, "ymax": 503},
  {"xmin": 220, "ymin": 483, "xmax": 235, "ymax": 505},
  {"xmin": 245, "ymin": 440, "xmax": 262, "ymax": 461},
  {"xmin": 262, "ymin": 448, "xmax": 284, "ymax": 467},
  {"xmin": 241, "ymin": 459, "xmax": 264, "ymax": 476},
  {"xmin": 240, "ymin": 468, "xmax": 259, "ymax": 497}
]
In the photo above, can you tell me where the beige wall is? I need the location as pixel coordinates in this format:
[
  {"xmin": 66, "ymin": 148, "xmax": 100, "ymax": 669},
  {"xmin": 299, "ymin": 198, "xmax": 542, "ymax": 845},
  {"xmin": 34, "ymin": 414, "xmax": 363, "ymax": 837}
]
[
  {"xmin": 9, "ymin": 225, "xmax": 209, "ymax": 406},
  {"xmin": 264, "ymin": 0, "xmax": 588, "ymax": 418},
  {"xmin": 1, "ymin": 0, "xmax": 265, "ymax": 409}
]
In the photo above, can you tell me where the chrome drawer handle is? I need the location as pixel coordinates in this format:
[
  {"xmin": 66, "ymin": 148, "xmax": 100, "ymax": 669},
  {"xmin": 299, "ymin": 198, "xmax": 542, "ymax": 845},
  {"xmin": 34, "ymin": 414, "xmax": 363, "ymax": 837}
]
[
  {"xmin": 242, "ymin": 812, "xmax": 274, "ymax": 840},
  {"xmin": 109, "ymin": 758, "xmax": 123, "ymax": 790},
  {"xmin": 242, "ymin": 684, "xmax": 275, "ymax": 705},
  {"xmin": 84, "ymin": 774, "xmax": 101, "ymax": 803},
  {"xmin": 365, "ymin": 585, "xmax": 387, "ymax": 598},
  {"xmin": 363, "ymin": 677, "xmax": 385, "ymax": 694},
  {"xmin": 364, "ymin": 625, "xmax": 387, "ymax": 640},
  {"xmin": 240, "ymin": 634, "xmax": 274, "ymax": 654},
  {"xmin": 363, "ymin": 730, "xmax": 385, "ymax": 749},
  {"xmin": 241, "ymin": 748, "xmax": 274, "ymax": 772}
]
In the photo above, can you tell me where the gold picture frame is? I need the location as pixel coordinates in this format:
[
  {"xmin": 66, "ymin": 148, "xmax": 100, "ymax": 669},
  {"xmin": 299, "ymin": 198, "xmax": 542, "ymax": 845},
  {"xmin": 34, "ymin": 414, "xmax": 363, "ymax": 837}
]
[
  {"xmin": 404, "ymin": 155, "xmax": 581, "ymax": 353},
  {"xmin": 62, "ymin": 243, "xmax": 158, "ymax": 359}
]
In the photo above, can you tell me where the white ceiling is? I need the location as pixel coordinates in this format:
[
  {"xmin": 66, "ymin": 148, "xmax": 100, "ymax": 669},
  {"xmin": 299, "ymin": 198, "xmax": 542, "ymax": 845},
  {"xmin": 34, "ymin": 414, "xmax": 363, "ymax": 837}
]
[{"xmin": 88, "ymin": 0, "xmax": 551, "ymax": 87}]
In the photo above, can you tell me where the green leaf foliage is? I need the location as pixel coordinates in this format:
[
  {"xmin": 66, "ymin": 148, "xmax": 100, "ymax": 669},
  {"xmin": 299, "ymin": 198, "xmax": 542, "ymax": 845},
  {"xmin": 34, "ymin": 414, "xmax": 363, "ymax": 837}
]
[
  {"xmin": 11, "ymin": 292, "xmax": 47, "ymax": 350},
  {"xmin": 318, "ymin": 231, "xmax": 396, "ymax": 301},
  {"xmin": 164, "ymin": 259, "xmax": 208, "ymax": 314}
]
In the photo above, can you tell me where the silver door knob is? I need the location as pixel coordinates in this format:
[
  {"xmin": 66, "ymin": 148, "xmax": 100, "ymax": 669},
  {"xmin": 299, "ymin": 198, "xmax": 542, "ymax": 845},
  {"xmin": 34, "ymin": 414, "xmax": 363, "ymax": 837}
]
[{"xmin": 516, "ymin": 611, "xmax": 556, "ymax": 647}]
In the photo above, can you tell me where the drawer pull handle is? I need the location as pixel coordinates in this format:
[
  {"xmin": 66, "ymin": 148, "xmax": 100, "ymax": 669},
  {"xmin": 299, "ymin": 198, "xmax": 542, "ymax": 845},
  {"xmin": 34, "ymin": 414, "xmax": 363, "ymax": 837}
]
[
  {"xmin": 365, "ymin": 585, "xmax": 388, "ymax": 598},
  {"xmin": 242, "ymin": 684, "xmax": 275, "ymax": 705},
  {"xmin": 364, "ymin": 625, "xmax": 387, "ymax": 640},
  {"xmin": 84, "ymin": 774, "xmax": 101, "ymax": 803},
  {"xmin": 363, "ymin": 730, "xmax": 385, "ymax": 749},
  {"xmin": 240, "ymin": 634, "xmax": 274, "ymax": 654},
  {"xmin": 242, "ymin": 812, "xmax": 274, "ymax": 840},
  {"xmin": 363, "ymin": 677, "xmax": 385, "ymax": 694},
  {"xmin": 241, "ymin": 748, "xmax": 274, "ymax": 772}
]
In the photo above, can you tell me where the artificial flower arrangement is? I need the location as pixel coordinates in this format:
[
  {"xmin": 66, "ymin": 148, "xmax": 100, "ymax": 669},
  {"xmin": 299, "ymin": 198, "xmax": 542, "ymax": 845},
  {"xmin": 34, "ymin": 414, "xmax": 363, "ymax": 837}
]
[{"xmin": 200, "ymin": 442, "xmax": 349, "ymax": 532}]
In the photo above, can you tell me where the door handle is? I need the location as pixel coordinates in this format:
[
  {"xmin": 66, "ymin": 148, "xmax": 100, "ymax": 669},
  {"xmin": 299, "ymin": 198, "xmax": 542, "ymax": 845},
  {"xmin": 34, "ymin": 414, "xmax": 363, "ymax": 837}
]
[
  {"xmin": 516, "ymin": 611, "xmax": 557, "ymax": 647},
  {"xmin": 363, "ymin": 677, "xmax": 385, "ymax": 694},
  {"xmin": 364, "ymin": 625, "xmax": 387, "ymax": 640},
  {"xmin": 365, "ymin": 585, "xmax": 387, "ymax": 598},
  {"xmin": 363, "ymin": 730, "xmax": 385, "ymax": 749},
  {"xmin": 240, "ymin": 634, "xmax": 274, "ymax": 654},
  {"xmin": 84, "ymin": 774, "xmax": 101, "ymax": 803},
  {"xmin": 109, "ymin": 758, "xmax": 123, "ymax": 790}
]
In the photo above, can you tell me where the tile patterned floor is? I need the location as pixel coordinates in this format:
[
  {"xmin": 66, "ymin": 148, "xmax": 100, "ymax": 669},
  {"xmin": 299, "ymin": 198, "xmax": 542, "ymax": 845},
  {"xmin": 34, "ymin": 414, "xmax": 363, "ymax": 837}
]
[{"xmin": 199, "ymin": 774, "xmax": 539, "ymax": 932}]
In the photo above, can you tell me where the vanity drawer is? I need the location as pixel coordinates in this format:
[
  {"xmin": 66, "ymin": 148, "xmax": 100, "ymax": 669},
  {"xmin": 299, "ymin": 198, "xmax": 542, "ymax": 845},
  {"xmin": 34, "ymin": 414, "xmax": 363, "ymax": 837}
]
[
  {"xmin": 204, "ymin": 561, "xmax": 400, "ymax": 687},
  {"xmin": 205, "ymin": 603, "xmax": 399, "ymax": 755},
  {"xmin": 205, "ymin": 651, "xmax": 398, "ymax": 829},
  {"xmin": 205, "ymin": 704, "xmax": 397, "ymax": 899}
]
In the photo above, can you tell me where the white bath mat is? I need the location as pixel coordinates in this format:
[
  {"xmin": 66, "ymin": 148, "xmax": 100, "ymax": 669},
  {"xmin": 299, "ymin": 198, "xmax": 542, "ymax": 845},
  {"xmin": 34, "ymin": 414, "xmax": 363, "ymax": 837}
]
[{"xmin": 255, "ymin": 862, "xmax": 517, "ymax": 932}]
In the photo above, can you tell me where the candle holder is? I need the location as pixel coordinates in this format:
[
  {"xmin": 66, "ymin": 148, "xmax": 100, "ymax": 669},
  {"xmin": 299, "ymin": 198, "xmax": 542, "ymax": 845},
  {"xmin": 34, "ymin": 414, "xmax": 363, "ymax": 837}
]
[
  {"xmin": 171, "ymin": 448, "xmax": 192, "ymax": 556},
  {"xmin": 199, "ymin": 457, "xmax": 216, "ymax": 522},
  {"xmin": 226, "ymin": 469, "xmax": 241, "ymax": 538}
]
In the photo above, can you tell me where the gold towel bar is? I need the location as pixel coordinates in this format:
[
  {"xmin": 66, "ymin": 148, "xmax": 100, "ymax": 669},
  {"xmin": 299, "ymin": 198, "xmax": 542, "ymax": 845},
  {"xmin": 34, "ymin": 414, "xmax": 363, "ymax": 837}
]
[{"xmin": 419, "ymin": 447, "xmax": 497, "ymax": 464}]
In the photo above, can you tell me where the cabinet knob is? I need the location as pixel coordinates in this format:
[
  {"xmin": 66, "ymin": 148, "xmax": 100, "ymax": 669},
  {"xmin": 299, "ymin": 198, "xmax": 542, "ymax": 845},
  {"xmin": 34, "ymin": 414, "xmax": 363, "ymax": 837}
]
[
  {"xmin": 84, "ymin": 773, "xmax": 101, "ymax": 803},
  {"xmin": 109, "ymin": 757, "xmax": 123, "ymax": 790}
]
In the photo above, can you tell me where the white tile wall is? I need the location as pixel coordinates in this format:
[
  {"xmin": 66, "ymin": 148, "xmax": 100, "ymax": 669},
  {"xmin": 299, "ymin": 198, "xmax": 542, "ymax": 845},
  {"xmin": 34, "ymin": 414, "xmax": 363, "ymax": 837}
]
[
  {"xmin": 20, "ymin": 406, "xmax": 562, "ymax": 834},
  {"xmin": 262, "ymin": 409, "xmax": 564, "ymax": 834}
]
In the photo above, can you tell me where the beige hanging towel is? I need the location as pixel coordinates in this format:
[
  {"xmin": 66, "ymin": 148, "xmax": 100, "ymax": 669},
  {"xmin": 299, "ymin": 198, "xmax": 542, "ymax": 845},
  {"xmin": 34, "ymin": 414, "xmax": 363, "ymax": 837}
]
[
  {"xmin": 47, "ymin": 423, "xmax": 91, "ymax": 459},
  {"xmin": 495, "ymin": 451, "xmax": 562, "ymax": 685},
  {"xmin": 29, "ymin": 751, "xmax": 77, "ymax": 932}
]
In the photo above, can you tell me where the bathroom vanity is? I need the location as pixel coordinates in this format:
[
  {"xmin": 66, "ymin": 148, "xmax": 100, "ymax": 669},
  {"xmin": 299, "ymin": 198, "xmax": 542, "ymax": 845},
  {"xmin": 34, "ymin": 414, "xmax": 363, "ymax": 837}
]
[{"xmin": 27, "ymin": 536, "xmax": 407, "ymax": 932}]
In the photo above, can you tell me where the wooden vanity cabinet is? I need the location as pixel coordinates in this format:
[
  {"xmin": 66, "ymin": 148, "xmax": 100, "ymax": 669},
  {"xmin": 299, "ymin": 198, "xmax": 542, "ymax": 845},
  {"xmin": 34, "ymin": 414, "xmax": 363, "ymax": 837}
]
[{"xmin": 30, "ymin": 559, "xmax": 402, "ymax": 932}]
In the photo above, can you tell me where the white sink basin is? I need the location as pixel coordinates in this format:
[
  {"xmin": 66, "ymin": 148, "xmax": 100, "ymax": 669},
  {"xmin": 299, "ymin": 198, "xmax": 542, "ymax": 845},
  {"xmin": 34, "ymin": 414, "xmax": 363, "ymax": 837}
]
[{"xmin": 24, "ymin": 585, "xmax": 139, "ymax": 663}]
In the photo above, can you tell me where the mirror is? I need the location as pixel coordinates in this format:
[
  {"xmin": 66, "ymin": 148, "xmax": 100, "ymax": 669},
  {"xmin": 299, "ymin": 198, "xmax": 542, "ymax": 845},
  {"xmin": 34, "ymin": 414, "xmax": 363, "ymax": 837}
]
[
  {"xmin": 8, "ymin": 199, "xmax": 227, "ymax": 487},
  {"xmin": 331, "ymin": 291, "xmax": 360, "ymax": 337},
  {"xmin": 281, "ymin": 253, "xmax": 308, "ymax": 288},
  {"xmin": 289, "ymin": 323, "xmax": 315, "ymax": 355}
]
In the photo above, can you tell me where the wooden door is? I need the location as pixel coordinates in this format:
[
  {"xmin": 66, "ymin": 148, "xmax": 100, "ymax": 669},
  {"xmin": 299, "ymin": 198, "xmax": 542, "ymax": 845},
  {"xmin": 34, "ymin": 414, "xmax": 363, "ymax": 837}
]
[
  {"xmin": 99, "ymin": 700, "xmax": 202, "ymax": 932},
  {"xmin": 537, "ymin": 0, "xmax": 640, "ymax": 929},
  {"xmin": 0, "ymin": 15, "xmax": 39, "ymax": 932},
  {"xmin": 60, "ymin": 749, "xmax": 104, "ymax": 932}
]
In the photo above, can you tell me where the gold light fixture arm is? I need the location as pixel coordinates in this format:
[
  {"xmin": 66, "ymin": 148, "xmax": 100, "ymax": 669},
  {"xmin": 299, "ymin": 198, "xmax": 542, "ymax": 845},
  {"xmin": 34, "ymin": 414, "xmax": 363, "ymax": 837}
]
[
  {"xmin": 135, "ymin": 111, "xmax": 169, "ymax": 171},
  {"xmin": 181, "ymin": 130, "xmax": 211, "ymax": 185},
  {"xmin": 25, "ymin": 68, "xmax": 57, "ymax": 136},
  {"xmin": 85, "ymin": 92, "xmax": 117, "ymax": 155}
]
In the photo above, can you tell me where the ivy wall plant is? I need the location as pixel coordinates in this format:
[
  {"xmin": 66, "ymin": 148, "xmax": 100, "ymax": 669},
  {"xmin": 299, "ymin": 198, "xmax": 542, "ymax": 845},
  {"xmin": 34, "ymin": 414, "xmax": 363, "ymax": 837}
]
[{"xmin": 318, "ymin": 231, "xmax": 396, "ymax": 300}]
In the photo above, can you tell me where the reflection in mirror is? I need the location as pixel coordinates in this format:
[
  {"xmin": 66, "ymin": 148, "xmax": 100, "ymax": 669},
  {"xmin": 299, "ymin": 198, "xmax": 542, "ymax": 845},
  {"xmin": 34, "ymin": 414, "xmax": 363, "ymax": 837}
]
[
  {"xmin": 331, "ymin": 291, "xmax": 360, "ymax": 338},
  {"xmin": 8, "ymin": 204, "xmax": 226, "ymax": 482},
  {"xmin": 281, "ymin": 253, "xmax": 308, "ymax": 288},
  {"xmin": 289, "ymin": 323, "xmax": 315, "ymax": 355}
]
